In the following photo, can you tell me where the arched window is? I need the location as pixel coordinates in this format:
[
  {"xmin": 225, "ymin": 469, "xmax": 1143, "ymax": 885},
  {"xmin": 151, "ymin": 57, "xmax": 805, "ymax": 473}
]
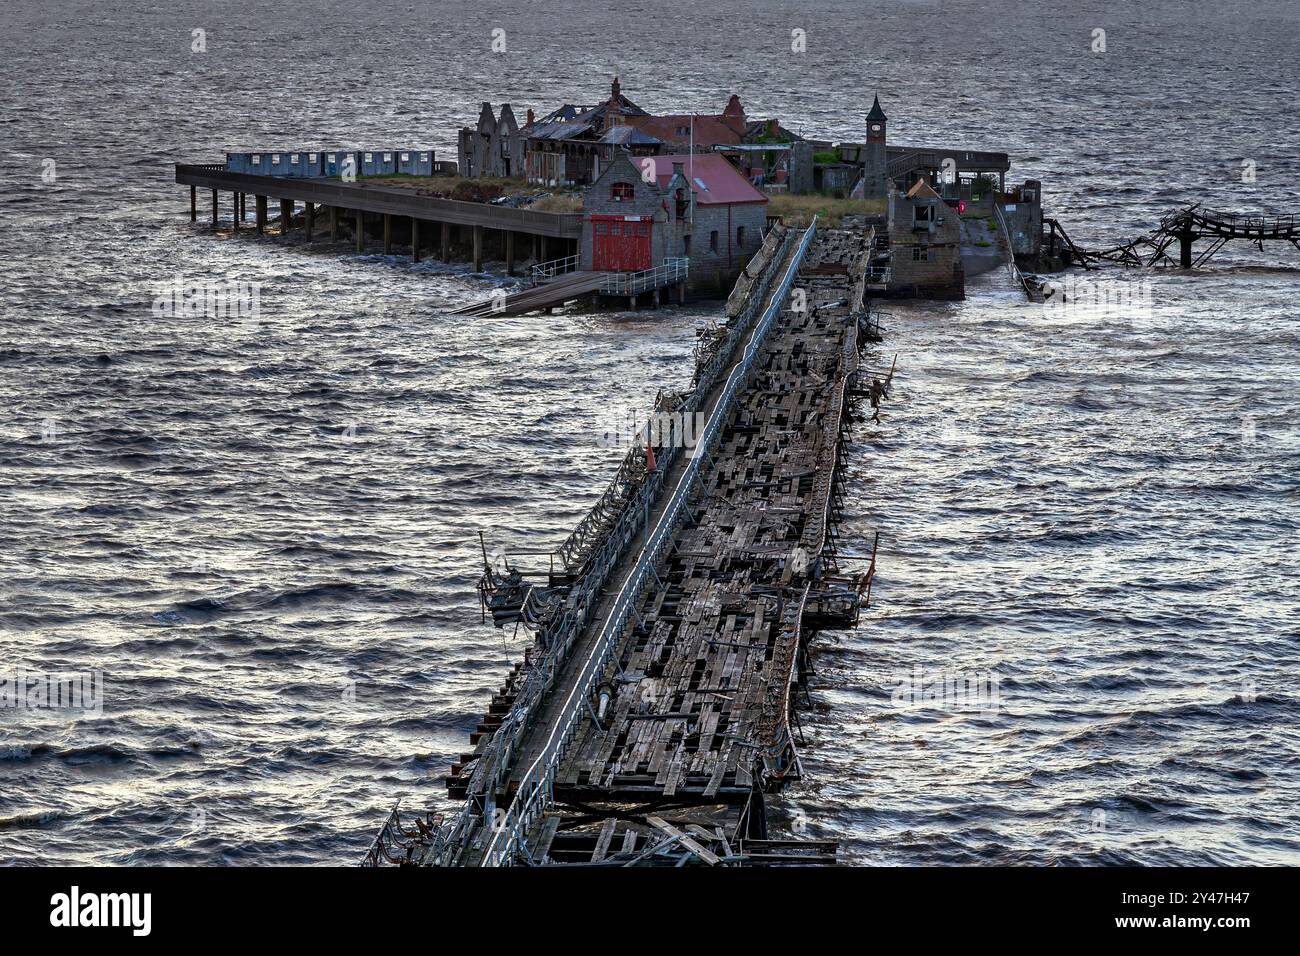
[{"xmin": 709, "ymin": 230, "xmax": 719, "ymax": 252}]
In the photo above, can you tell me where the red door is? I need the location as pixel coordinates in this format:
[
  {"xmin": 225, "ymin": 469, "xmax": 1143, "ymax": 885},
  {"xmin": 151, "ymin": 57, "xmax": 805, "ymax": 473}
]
[{"xmin": 592, "ymin": 216, "xmax": 652, "ymax": 272}]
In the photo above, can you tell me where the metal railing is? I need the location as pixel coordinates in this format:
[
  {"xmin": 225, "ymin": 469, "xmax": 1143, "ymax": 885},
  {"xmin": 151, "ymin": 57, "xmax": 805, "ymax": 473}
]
[
  {"xmin": 599, "ymin": 257, "xmax": 689, "ymax": 296},
  {"xmin": 477, "ymin": 219, "xmax": 819, "ymax": 867},
  {"xmin": 531, "ymin": 254, "xmax": 580, "ymax": 282},
  {"xmin": 1188, "ymin": 207, "xmax": 1298, "ymax": 234},
  {"xmin": 993, "ymin": 202, "xmax": 1033, "ymax": 297},
  {"xmin": 410, "ymin": 222, "xmax": 808, "ymax": 868}
]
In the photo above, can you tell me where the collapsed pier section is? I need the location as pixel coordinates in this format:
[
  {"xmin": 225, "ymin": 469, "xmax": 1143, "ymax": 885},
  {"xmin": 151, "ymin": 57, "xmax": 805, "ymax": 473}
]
[{"xmin": 364, "ymin": 220, "xmax": 889, "ymax": 867}]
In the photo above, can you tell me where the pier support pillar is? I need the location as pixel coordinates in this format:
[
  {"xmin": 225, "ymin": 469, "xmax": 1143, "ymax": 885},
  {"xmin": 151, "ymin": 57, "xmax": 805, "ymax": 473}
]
[
  {"xmin": 329, "ymin": 206, "xmax": 338, "ymax": 241},
  {"xmin": 412, "ymin": 218, "xmax": 421, "ymax": 262},
  {"xmin": 280, "ymin": 199, "xmax": 292, "ymax": 236},
  {"xmin": 190, "ymin": 185, "xmax": 197, "ymax": 222},
  {"xmin": 652, "ymin": 287, "xmax": 660, "ymax": 308},
  {"xmin": 440, "ymin": 221, "xmax": 450, "ymax": 261},
  {"xmin": 505, "ymin": 231, "xmax": 515, "ymax": 275},
  {"xmin": 211, "ymin": 189, "xmax": 218, "ymax": 230},
  {"xmin": 473, "ymin": 225, "xmax": 483, "ymax": 272},
  {"xmin": 677, "ymin": 282, "xmax": 686, "ymax": 305},
  {"xmin": 305, "ymin": 202, "xmax": 314, "ymax": 242},
  {"xmin": 231, "ymin": 193, "xmax": 239, "ymax": 232},
  {"xmin": 628, "ymin": 294, "xmax": 637, "ymax": 311},
  {"xmin": 356, "ymin": 209, "xmax": 365, "ymax": 253},
  {"xmin": 255, "ymin": 195, "xmax": 266, "ymax": 235},
  {"xmin": 1179, "ymin": 231, "xmax": 1194, "ymax": 268},
  {"xmin": 383, "ymin": 213, "xmax": 392, "ymax": 255},
  {"xmin": 540, "ymin": 235, "xmax": 548, "ymax": 264}
]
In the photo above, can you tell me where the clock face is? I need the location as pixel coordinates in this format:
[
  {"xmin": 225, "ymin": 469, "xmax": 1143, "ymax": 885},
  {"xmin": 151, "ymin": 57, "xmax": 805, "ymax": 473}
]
[{"xmin": 871, "ymin": 124, "xmax": 882, "ymax": 132}]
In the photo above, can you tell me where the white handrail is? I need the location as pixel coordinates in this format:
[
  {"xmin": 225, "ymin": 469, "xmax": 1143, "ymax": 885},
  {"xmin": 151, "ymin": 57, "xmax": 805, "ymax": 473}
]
[{"xmin": 479, "ymin": 219, "xmax": 819, "ymax": 866}]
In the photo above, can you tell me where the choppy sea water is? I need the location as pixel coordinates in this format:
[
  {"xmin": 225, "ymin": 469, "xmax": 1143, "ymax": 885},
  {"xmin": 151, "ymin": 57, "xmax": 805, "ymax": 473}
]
[{"xmin": 1, "ymin": 0, "xmax": 1297, "ymax": 865}]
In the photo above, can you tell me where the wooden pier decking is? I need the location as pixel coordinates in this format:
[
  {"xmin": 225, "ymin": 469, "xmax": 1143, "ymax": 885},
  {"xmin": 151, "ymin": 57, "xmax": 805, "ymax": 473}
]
[{"xmin": 364, "ymin": 221, "xmax": 886, "ymax": 867}]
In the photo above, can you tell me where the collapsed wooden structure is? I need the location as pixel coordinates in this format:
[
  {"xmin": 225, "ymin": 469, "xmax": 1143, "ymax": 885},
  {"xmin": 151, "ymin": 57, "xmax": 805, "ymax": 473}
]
[
  {"xmin": 364, "ymin": 220, "xmax": 890, "ymax": 867},
  {"xmin": 1076, "ymin": 205, "xmax": 1300, "ymax": 268}
]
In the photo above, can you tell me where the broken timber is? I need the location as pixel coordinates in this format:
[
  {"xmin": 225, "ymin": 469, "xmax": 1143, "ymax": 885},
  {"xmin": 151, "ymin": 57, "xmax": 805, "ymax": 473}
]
[{"xmin": 366, "ymin": 218, "xmax": 888, "ymax": 867}]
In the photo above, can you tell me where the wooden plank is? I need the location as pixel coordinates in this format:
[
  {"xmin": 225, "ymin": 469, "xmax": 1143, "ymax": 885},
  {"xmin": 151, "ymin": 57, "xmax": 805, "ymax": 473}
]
[
  {"xmin": 591, "ymin": 819, "xmax": 618, "ymax": 863},
  {"xmin": 646, "ymin": 815, "xmax": 720, "ymax": 866}
]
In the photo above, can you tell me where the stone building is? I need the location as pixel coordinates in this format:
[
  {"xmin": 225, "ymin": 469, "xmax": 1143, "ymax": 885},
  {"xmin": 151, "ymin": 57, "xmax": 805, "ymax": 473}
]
[
  {"xmin": 522, "ymin": 78, "xmax": 661, "ymax": 186},
  {"xmin": 886, "ymin": 179, "xmax": 964, "ymax": 298},
  {"xmin": 457, "ymin": 103, "xmax": 526, "ymax": 178},
  {"xmin": 579, "ymin": 150, "xmax": 768, "ymax": 292},
  {"xmin": 998, "ymin": 179, "xmax": 1043, "ymax": 258}
]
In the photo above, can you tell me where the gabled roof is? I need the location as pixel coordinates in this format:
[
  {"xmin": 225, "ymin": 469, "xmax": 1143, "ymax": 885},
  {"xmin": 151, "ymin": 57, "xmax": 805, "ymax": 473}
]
[
  {"xmin": 867, "ymin": 95, "xmax": 888, "ymax": 122},
  {"xmin": 641, "ymin": 153, "xmax": 768, "ymax": 205},
  {"xmin": 905, "ymin": 179, "xmax": 942, "ymax": 200}
]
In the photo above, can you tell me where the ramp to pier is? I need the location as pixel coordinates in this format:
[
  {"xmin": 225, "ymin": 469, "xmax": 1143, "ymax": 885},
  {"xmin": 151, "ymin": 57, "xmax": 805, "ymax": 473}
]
[{"xmin": 448, "ymin": 271, "xmax": 607, "ymax": 316}]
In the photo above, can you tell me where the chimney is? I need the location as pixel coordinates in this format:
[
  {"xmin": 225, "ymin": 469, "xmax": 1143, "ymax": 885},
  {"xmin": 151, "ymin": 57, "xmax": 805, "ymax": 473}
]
[
  {"xmin": 526, "ymin": 108, "xmax": 535, "ymax": 126},
  {"xmin": 766, "ymin": 118, "xmax": 778, "ymax": 138},
  {"xmin": 611, "ymin": 76, "xmax": 621, "ymax": 100}
]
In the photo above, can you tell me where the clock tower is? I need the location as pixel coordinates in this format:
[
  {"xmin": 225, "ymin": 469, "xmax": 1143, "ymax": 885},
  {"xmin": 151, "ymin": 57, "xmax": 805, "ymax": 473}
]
[{"xmin": 864, "ymin": 94, "xmax": 889, "ymax": 200}]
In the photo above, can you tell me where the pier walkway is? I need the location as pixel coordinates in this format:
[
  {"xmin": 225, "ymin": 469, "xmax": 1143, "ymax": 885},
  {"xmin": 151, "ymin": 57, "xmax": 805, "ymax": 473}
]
[
  {"xmin": 175, "ymin": 164, "xmax": 580, "ymax": 273},
  {"xmin": 365, "ymin": 220, "xmax": 886, "ymax": 867}
]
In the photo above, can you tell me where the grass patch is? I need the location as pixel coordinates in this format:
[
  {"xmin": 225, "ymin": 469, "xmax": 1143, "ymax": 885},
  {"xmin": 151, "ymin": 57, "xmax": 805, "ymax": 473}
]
[
  {"xmin": 766, "ymin": 194, "xmax": 887, "ymax": 228},
  {"xmin": 528, "ymin": 194, "xmax": 583, "ymax": 213}
]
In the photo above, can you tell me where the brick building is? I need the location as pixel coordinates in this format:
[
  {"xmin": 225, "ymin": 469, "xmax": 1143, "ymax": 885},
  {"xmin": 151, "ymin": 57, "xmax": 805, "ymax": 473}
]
[
  {"xmin": 886, "ymin": 179, "xmax": 964, "ymax": 298},
  {"xmin": 580, "ymin": 151, "xmax": 769, "ymax": 293}
]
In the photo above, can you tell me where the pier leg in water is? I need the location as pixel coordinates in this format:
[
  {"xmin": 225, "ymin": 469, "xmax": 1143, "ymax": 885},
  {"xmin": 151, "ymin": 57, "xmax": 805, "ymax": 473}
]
[
  {"xmin": 280, "ymin": 199, "xmax": 292, "ymax": 236},
  {"xmin": 305, "ymin": 202, "xmax": 314, "ymax": 242},
  {"xmin": 356, "ymin": 209, "xmax": 364, "ymax": 253},
  {"xmin": 473, "ymin": 225, "xmax": 483, "ymax": 272},
  {"xmin": 412, "ymin": 218, "xmax": 421, "ymax": 262},
  {"xmin": 1180, "ymin": 229, "xmax": 1194, "ymax": 268},
  {"xmin": 540, "ymin": 235, "xmax": 548, "ymax": 264},
  {"xmin": 240, "ymin": 193, "xmax": 246, "ymax": 223},
  {"xmin": 255, "ymin": 195, "xmax": 266, "ymax": 235},
  {"xmin": 506, "ymin": 230, "xmax": 515, "ymax": 276},
  {"xmin": 231, "ymin": 192, "xmax": 239, "ymax": 232},
  {"xmin": 330, "ymin": 206, "xmax": 338, "ymax": 241},
  {"xmin": 189, "ymin": 185, "xmax": 196, "ymax": 222},
  {"xmin": 210, "ymin": 189, "xmax": 218, "ymax": 231},
  {"xmin": 383, "ymin": 213, "xmax": 392, "ymax": 255},
  {"xmin": 440, "ymin": 221, "xmax": 450, "ymax": 262}
]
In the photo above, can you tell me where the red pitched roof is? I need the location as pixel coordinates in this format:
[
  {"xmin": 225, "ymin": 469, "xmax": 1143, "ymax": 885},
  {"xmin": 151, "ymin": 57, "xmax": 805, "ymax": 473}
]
[
  {"xmin": 627, "ymin": 114, "xmax": 744, "ymax": 148},
  {"xmin": 643, "ymin": 153, "xmax": 768, "ymax": 206}
]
